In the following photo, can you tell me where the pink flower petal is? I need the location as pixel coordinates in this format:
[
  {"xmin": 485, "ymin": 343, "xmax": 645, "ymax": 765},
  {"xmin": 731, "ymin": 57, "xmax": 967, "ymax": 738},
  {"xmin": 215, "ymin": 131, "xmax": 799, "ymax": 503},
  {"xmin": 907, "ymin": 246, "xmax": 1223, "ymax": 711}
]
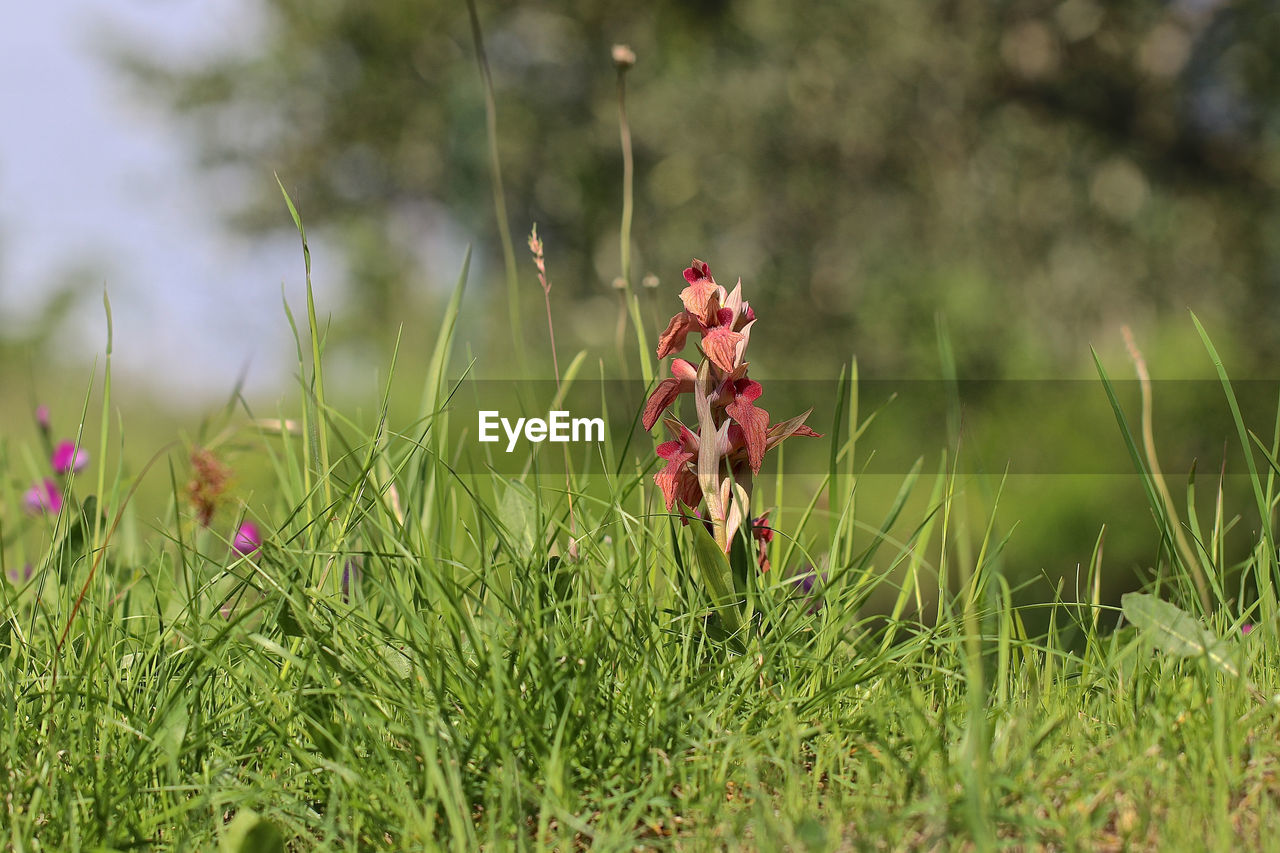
[
  {"xmin": 670, "ymin": 358, "xmax": 698, "ymax": 382},
  {"xmin": 656, "ymin": 311, "xmax": 701, "ymax": 359},
  {"xmin": 643, "ymin": 378, "xmax": 689, "ymax": 432},
  {"xmin": 725, "ymin": 390, "xmax": 770, "ymax": 475},
  {"xmin": 679, "ymin": 280, "xmax": 722, "ymax": 324},
  {"xmin": 702, "ymin": 327, "xmax": 745, "ymax": 373},
  {"xmin": 654, "ymin": 453, "xmax": 698, "ymax": 510},
  {"xmin": 51, "ymin": 440, "xmax": 88, "ymax": 474},
  {"xmin": 23, "ymin": 479, "xmax": 62, "ymax": 516},
  {"xmin": 233, "ymin": 521, "xmax": 262, "ymax": 555},
  {"xmin": 683, "ymin": 259, "xmax": 712, "ymax": 285}
]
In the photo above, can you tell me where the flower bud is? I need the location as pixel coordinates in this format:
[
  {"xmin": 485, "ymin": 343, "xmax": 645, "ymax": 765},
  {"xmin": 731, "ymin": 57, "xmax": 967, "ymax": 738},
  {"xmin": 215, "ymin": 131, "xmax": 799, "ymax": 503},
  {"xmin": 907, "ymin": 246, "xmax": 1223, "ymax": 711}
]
[
  {"xmin": 233, "ymin": 521, "xmax": 262, "ymax": 555},
  {"xmin": 51, "ymin": 440, "xmax": 88, "ymax": 474},
  {"xmin": 611, "ymin": 44, "xmax": 636, "ymax": 70}
]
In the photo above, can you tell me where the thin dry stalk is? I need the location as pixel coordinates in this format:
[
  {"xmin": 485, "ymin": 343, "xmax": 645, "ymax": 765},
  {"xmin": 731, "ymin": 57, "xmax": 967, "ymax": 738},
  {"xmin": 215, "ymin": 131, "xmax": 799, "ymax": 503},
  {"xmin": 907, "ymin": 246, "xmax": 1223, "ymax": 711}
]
[
  {"xmin": 1122, "ymin": 326, "xmax": 1211, "ymax": 612},
  {"xmin": 466, "ymin": 0, "xmax": 525, "ymax": 365},
  {"xmin": 528, "ymin": 225, "xmax": 578, "ymax": 557}
]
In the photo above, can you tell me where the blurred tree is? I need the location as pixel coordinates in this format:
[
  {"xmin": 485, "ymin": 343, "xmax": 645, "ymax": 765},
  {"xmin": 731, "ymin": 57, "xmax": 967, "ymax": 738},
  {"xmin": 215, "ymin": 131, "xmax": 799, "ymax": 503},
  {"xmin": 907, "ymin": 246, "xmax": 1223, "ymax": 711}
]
[{"xmin": 112, "ymin": 0, "xmax": 1280, "ymax": 376}]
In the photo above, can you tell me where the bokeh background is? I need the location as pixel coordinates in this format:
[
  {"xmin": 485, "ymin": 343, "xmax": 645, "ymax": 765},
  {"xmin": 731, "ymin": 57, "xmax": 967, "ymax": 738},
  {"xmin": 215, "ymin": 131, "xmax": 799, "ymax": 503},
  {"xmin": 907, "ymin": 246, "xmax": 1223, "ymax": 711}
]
[{"xmin": 4, "ymin": 0, "xmax": 1279, "ymax": 608}]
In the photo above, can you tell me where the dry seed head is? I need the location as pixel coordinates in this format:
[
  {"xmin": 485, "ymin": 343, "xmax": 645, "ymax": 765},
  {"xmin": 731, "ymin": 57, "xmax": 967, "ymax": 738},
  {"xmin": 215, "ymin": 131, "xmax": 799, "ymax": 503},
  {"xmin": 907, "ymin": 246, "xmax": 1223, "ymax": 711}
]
[{"xmin": 612, "ymin": 44, "xmax": 636, "ymax": 70}]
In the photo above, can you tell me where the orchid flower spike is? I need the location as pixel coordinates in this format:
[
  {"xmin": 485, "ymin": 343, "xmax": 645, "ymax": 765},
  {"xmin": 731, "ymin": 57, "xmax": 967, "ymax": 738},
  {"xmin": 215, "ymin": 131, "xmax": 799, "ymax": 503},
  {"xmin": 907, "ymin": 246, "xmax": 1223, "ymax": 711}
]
[{"xmin": 643, "ymin": 258, "xmax": 820, "ymax": 554}]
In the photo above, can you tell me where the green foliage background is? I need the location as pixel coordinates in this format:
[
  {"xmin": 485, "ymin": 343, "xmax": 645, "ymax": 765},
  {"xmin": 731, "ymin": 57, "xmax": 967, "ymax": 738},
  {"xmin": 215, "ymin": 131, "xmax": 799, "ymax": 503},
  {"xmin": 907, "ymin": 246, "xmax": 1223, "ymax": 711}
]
[
  {"xmin": 113, "ymin": 0, "xmax": 1280, "ymax": 376},
  {"xmin": 9, "ymin": 0, "xmax": 1280, "ymax": 602}
]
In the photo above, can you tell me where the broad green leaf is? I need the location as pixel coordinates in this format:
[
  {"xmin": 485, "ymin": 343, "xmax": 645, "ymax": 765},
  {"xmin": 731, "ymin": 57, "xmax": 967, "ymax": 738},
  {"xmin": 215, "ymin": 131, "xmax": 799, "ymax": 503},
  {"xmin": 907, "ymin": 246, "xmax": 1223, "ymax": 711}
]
[
  {"xmin": 497, "ymin": 481, "xmax": 537, "ymax": 555},
  {"xmin": 378, "ymin": 642, "xmax": 413, "ymax": 680},
  {"xmin": 220, "ymin": 809, "xmax": 285, "ymax": 853},
  {"xmin": 689, "ymin": 520, "xmax": 743, "ymax": 637},
  {"xmin": 1121, "ymin": 592, "xmax": 1240, "ymax": 678},
  {"xmin": 158, "ymin": 699, "xmax": 190, "ymax": 767}
]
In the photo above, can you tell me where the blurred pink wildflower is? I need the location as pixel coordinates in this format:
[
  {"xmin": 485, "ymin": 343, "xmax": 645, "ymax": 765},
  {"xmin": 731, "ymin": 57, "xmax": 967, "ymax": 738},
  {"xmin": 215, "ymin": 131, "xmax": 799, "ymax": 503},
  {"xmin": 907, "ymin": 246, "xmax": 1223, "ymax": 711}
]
[
  {"xmin": 233, "ymin": 521, "xmax": 262, "ymax": 555},
  {"xmin": 23, "ymin": 479, "xmax": 63, "ymax": 516},
  {"xmin": 51, "ymin": 440, "xmax": 88, "ymax": 474}
]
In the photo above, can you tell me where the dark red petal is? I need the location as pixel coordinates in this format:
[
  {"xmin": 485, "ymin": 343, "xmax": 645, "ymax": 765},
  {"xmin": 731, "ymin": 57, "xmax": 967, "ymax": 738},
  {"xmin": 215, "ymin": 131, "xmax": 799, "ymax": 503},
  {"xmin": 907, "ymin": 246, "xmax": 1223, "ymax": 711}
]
[
  {"xmin": 733, "ymin": 378, "xmax": 763, "ymax": 403},
  {"xmin": 655, "ymin": 448, "xmax": 695, "ymax": 510},
  {"xmin": 655, "ymin": 439, "xmax": 684, "ymax": 461},
  {"xmin": 655, "ymin": 456, "xmax": 699, "ymax": 511},
  {"xmin": 660, "ymin": 417, "xmax": 701, "ymax": 452},
  {"xmin": 643, "ymin": 378, "xmax": 686, "ymax": 432},
  {"xmin": 725, "ymin": 394, "xmax": 770, "ymax": 475},
  {"xmin": 677, "ymin": 470, "xmax": 703, "ymax": 509},
  {"xmin": 715, "ymin": 307, "xmax": 734, "ymax": 327},
  {"xmin": 752, "ymin": 513, "xmax": 773, "ymax": 573},
  {"xmin": 683, "ymin": 259, "xmax": 711, "ymax": 284},
  {"xmin": 751, "ymin": 514, "xmax": 774, "ymax": 544},
  {"xmin": 656, "ymin": 312, "xmax": 698, "ymax": 358},
  {"xmin": 654, "ymin": 467, "xmax": 681, "ymax": 511}
]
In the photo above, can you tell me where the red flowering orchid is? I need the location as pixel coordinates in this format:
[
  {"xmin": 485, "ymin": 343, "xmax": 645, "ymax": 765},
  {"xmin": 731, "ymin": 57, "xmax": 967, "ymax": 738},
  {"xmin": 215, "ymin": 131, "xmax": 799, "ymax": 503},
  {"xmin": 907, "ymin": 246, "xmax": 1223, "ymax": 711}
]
[
  {"xmin": 653, "ymin": 420, "xmax": 702, "ymax": 511},
  {"xmin": 656, "ymin": 264, "xmax": 756, "ymax": 363},
  {"xmin": 642, "ymin": 358, "xmax": 697, "ymax": 431},
  {"xmin": 752, "ymin": 513, "xmax": 774, "ymax": 573},
  {"xmin": 724, "ymin": 378, "xmax": 768, "ymax": 474},
  {"xmin": 644, "ymin": 258, "xmax": 819, "ymax": 554}
]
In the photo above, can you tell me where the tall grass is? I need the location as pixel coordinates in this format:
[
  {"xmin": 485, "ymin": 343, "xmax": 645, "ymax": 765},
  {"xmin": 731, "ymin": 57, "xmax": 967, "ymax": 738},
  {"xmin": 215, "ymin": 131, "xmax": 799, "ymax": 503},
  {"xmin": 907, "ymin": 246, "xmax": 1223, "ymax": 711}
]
[{"xmin": 4, "ymin": 233, "xmax": 1279, "ymax": 848}]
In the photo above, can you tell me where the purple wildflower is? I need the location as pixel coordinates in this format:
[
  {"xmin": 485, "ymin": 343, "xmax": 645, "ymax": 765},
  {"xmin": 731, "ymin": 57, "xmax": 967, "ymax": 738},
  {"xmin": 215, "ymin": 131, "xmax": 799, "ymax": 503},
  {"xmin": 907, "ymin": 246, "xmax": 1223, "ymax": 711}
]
[
  {"xmin": 790, "ymin": 567, "xmax": 827, "ymax": 614},
  {"xmin": 51, "ymin": 440, "xmax": 88, "ymax": 474},
  {"xmin": 6, "ymin": 564, "xmax": 33, "ymax": 584},
  {"xmin": 341, "ymin": 558, "xmax": 362, "ymax": 602},
  {"xmin": 1242, "ymin": 623, "xmax": 1254, "ymax": 636},
  {"xmin": 23, "ymin": 479, "xmax": 63, "ymax": 516},
  {"xmin": 233, "ymin": 521, "xmax": 262, "ymax": 555}
]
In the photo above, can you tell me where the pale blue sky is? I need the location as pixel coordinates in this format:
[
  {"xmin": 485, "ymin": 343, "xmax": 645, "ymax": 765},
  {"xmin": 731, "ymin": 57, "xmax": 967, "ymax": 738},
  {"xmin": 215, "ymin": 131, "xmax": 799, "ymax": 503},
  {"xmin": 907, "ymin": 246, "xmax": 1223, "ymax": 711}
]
[{"xmin": 0, "ymin": 0, "xmax": 341, "ymax": 402}]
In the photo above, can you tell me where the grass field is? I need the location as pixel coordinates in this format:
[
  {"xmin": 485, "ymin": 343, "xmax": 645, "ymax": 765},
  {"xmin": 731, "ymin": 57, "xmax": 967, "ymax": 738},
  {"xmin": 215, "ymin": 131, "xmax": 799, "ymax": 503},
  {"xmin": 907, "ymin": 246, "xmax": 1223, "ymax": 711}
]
[
  {"xmin": 5, "ymin": 25, "xmax": 1279, "ymax": 846},
  {"xmin": 4, "ymin": 220, "xmax": 1280, "ymax": 852}
]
